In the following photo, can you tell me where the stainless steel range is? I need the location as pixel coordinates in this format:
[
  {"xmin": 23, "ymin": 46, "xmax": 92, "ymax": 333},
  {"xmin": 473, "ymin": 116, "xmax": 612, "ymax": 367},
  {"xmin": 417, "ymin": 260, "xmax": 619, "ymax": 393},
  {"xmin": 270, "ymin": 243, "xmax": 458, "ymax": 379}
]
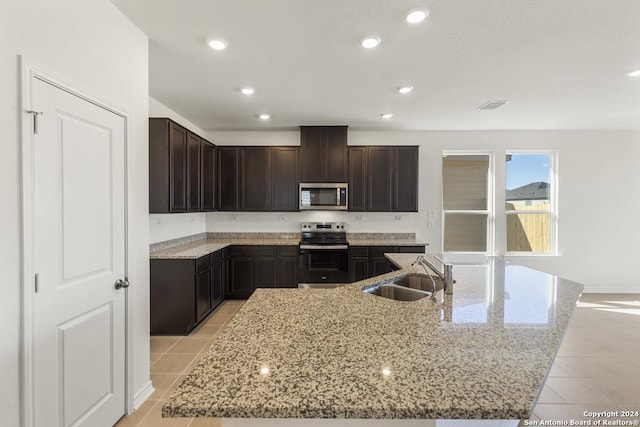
[{"xmin": 298, "ymin": 222, "xmax": 349, "ymax": 286}]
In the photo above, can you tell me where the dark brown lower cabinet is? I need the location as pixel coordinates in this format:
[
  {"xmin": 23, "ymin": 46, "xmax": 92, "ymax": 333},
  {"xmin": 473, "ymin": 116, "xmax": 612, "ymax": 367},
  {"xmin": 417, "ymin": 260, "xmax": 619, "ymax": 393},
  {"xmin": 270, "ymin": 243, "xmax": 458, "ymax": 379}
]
[
  {"xmin": 228, "ymin": 245, "xmax": 299, "ymax": 298},
  {"xmin": 348, "ymin": 245, "xmax": 426, "ymax": 282},
  {"xmin": 349, "ymin": 246, "xmax": 370, "ymax": 282},
  {"xmin": 277, "ymin": 246, "xmax": 299, "ymax": 287},
  {"xmin": 150, "ymin": 248, "xmax": 227, "ymax": 335}
]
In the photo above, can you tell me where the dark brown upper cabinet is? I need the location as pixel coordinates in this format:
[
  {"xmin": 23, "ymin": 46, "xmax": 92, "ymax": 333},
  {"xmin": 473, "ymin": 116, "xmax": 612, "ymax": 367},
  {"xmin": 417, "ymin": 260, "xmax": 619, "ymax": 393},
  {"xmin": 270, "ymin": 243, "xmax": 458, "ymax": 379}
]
[
  {"xmin": 218, "ymin": 146, "xmax": 299, "ymax": 212},
  {"xmin": 348, "ymin": 147, "xmax": 367, "ymax": 211},
  {"xmin": 393, "ymin": 146, "xmax": 419, "ymax": 212},
  {"xmin": 271, "ymin": 147, "xmax": 299, "ymax": 211},
  {"xmin": 186, "ymin": 132, "xmax": 202, "ymax": 212},
  {"xmin": 300, "ymin": 126, "xmax": 348, "ymax": 183},
  {"xmin": 201, "ymin": 141, "xmax": 216, "ymax": 211},
  {"xmin": 217, "ymin": 147, "xmax": 239, "ymax": 211},
  {"xmin": 149, "ymin": 118, "xmax": 187, "ymax": 213},
  {"xmin": 367, "ymin": 146, "xmax": 394, "ymax": 211},
  {"xmin": 348, "ymin": 146, "xmax": 419, "ymax": 212},
  {"xmin": 149, "ymin": 118, "xmax": 216, "ymax": 213},
  {"xmin": 239, "ymin": 147, "xmax": 271, "ymax": 211}
]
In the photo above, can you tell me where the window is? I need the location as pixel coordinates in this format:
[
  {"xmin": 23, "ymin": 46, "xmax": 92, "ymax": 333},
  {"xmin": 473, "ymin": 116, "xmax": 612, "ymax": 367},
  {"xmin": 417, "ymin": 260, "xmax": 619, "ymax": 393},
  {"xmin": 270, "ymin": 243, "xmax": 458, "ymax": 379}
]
[
  {"xmin": 442, "ymin": 152, "xmax": 493, "ymax": 253},
  {"xmin": 505, "ymin": 152, "xmax": 557, "ymax": 254}
]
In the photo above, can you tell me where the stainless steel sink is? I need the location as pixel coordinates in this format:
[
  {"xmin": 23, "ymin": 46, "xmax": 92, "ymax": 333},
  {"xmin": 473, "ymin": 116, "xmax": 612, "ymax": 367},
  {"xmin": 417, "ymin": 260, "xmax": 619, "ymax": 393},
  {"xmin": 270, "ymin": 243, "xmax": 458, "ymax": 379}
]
[
  {"xmin": 363, "ymin": 284, "xmax": 428, "ymax": 301},
  {"xmin": 393, "ymin": 274, "xmax": 446, "ymax": 293},
  {"xmin": 363, "ymin": 273, "xmax": 454, "ymax": 302}
]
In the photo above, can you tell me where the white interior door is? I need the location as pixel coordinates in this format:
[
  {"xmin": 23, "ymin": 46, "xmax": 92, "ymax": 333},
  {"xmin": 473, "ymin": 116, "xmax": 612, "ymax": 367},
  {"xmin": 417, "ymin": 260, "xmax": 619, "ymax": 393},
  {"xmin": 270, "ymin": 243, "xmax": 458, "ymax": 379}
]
[{"xmin": 31, "ymin": 77, "xmax": 126, "ymax": 427}]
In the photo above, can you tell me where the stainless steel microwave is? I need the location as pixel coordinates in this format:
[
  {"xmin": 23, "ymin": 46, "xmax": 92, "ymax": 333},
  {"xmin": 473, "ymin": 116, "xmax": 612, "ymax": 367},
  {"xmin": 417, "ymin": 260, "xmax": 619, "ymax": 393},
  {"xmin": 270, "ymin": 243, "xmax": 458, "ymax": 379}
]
[{"xmin": 299, "ymin": 183, "xmax": 348, "ymax": 211}]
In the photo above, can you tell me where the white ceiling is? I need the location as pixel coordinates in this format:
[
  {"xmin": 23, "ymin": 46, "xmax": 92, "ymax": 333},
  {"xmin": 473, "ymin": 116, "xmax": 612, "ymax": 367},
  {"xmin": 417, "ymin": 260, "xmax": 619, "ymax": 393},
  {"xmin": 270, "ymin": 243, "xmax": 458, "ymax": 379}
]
[{"xmin": 111, "ymin": 0, "xmax": 640, "ymax": 131}]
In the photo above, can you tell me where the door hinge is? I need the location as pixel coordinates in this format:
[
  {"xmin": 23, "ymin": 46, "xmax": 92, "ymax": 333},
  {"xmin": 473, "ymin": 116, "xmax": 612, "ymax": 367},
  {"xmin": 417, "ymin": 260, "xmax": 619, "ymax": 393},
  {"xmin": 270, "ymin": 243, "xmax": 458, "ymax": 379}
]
[
  {"xmin": 34, "ymin": 273, "xmax": 39, "ymax": 293},
  {"xmin": 25, "ymin": 110, "xmax": 43, "ymax": 134}
]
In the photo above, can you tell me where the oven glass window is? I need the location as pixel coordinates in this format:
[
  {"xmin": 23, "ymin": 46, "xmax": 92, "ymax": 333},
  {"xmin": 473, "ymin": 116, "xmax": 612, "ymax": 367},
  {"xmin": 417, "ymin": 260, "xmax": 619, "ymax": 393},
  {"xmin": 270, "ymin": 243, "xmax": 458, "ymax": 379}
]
[{"xmin": 308, "ymin": 251, "xmax": 347, "ymax": 271}]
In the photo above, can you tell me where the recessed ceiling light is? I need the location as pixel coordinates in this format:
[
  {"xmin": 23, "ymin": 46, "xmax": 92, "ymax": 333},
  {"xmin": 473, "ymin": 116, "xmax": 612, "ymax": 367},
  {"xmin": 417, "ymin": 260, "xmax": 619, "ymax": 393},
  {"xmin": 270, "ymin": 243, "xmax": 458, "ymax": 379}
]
[
  {"xmin": 381, "ymin": 113, "xmax": 394, "ymax": 119},
  {"xmin": 258, "ymin": 113, "xmax": 271, "ymax": 120},
  {"xmin": 626, "ymin": 69, "xmax": 640, "ymax": 77},
  {"xmin": 361, "ymin": 36, "xmax": 381, "ymax": 49},
  {"xmin": 207, "ymin": 38, "xmax": 228, "ymax": 50},
  {"xmin": 259, "ymin": 367, "xmax": 269, "ymax": 375},
  {"xmin": 398, "ymin": 86, "xmax": 414, "ymax": 94},
  {"xmin": 406, "ymin": 8, "xmax": 429, "ymax": 24},
  {"xmin": 241, "ymin": 87, "xmax": 255, "ymax": 95}
]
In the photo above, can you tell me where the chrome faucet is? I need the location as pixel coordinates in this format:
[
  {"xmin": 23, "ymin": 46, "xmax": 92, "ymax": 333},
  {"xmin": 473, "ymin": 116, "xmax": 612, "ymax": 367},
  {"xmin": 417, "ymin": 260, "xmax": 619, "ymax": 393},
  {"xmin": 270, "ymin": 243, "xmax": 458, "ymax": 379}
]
[{"xmin": 411, "ymin": 255, "xmax": 454, "ymax": 294}]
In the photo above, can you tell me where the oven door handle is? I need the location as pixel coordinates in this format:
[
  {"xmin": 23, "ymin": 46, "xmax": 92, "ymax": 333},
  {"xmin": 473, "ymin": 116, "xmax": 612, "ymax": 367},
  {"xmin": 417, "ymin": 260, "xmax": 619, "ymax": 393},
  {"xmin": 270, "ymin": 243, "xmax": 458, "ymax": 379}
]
[{"xmin": 299, "ymin": 244, "xmax": 349, "ymax": 250}]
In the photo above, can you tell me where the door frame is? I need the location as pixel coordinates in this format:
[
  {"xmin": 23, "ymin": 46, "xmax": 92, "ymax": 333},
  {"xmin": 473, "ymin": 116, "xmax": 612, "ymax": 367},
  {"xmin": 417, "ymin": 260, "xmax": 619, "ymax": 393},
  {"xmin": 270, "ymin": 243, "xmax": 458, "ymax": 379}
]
[{"xmin": 19, "ymin": 57, "xmax": 133, "ymax": 427}]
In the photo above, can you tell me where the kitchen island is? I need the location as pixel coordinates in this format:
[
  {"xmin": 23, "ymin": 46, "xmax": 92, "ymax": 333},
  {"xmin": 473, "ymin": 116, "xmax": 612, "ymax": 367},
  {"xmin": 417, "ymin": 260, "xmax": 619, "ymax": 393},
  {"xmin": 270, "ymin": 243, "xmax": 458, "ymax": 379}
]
[{"xmin": 162, "ymin": 254, "xmax": 583, "ymax": 426}]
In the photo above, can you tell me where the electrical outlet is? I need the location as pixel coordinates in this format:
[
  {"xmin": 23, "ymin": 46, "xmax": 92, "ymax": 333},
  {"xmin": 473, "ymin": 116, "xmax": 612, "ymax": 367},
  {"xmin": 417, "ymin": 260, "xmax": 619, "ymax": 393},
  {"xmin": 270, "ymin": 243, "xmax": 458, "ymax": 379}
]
[
  {"xmin": 230, "ymin": 215, "xmax": 238, "ymax": 221},
  {"xmin": 356, "ymin": 215, "xmax": 364, "ymax": 221},
  {"xmin": 427, "ymin": 219, "xmax": 433, "ymax": 228},
  {"xmin": 395, "ymin": 215, "xmax": 403, "ymax": 221},
  {"xmin": 154, "ymin": 218, "xmax": 161, "ymax": 225},
  {"xmin": 427, "ymin": 209, "xmax": 436, "ymax": 217},
  {"xmin": 278, "ymin": 215, "xmax": 287, "ymax": 221}
]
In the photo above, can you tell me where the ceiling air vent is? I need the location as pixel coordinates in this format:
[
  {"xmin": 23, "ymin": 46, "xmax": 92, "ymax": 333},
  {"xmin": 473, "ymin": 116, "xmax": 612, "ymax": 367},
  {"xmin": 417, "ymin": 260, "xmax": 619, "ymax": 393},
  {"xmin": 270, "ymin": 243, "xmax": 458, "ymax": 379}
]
[{"xmin": 477, "ymin": 100, "xmax": 510, "ymax": 110}]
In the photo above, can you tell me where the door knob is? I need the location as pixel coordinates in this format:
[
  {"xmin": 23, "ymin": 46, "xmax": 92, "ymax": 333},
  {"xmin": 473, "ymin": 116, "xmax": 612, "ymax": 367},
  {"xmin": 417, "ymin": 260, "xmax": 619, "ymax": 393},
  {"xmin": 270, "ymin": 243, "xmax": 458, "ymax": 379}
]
[{"xmin": 114, "ymin": 279, "xmax": 130, "ymax": 290}]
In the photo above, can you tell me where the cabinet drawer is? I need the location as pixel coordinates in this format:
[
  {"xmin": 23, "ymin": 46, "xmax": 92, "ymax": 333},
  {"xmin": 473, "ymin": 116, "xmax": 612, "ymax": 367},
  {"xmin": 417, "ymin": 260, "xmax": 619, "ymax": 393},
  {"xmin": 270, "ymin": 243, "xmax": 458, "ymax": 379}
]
[
  {"xmin": 397, "ymin": 246, "xmax": 425, "ymax": 253},
  {"xmin": 369, "ymin": 246, "xmax": 398, "ymax": 258},
  {"xmin": 349, "ymin": 246, "xmax": 369, "ymax": 257},
  {"xmin": 196, "ymin": 254, "xmax": 211, "ymax": 273},
  {"xmin": 230, "ymin": 245, "xmax": 277, "ymax": 257},
  {"xmin": 277, "ymin": 245, "xmax": 298, "ymax": 257}
]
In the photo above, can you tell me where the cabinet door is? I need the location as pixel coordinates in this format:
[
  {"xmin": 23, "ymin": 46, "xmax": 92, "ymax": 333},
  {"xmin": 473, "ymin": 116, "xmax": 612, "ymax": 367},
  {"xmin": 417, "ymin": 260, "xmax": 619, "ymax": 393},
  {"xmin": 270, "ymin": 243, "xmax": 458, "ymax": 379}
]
[
  {"xmin": 367, "ymin": 147, "xmax": 393, "ymax": 211},
  {"xmin": 201, "ymin": 141, "xmax": 216, "ymax": 211},
  {"xmin": 221, "ymin": 248, "xmax": 229, "ymax": 298},
  {"xmin": 300, "ymin": 127, "xmax": 325, "ymax": 182},
  {"xmin": 271, "ymin": 147, "xmax": 299, "ymax": 211},
  {"xmin": 394, "ymin": 146, "xmax": 419, "ymax": 212},
  {"xmin": 239, "ymin": 147, "xmax": 271, "ymax": 211},
  {"xmin": 277, "ymin": 257, "xmax": 298, "ymax": 287},
  {"xmin": 150, "ymin": 259, "xmax": 195, "ymax": 335},
  {"xmin": 169, "ymin": 122, "xmax": 188, "ymax": 212},
  {"xmin": 149, "ymin": 118, "xmax": 171, "ymax": 213},
  {"xmin": 229, "ymin": 256, "xmax": 254, "ymax": 298},
  {"xmin": 325, "ymin": 127, "xmax": 348, "ymax": 182},
  {"xmin": 195, "ymin": 269, "xmax": 211, "ymax": 322},
  {"xmin": 349, "ymin": 257, "xmax": 369, "ymax": 282},
  {"xmin": 210, "ymin": 259, "xmax": 224, "ymax": 309},
  {"xmin": 217, "ymin": 147, "xmax": 238, "ymax": 211},
  {"xmin": 254, "ymin": 256, "xmax": 277, "ymax": 288},
  {"xmin": 348, "ymin": 147, "xmax": 367, "ymax": 211},
  {"xmin": 371, "ymin": 258, "xmax": 394, "ymax": 277},
  {"xmin": 187, "ymin": 132, "xmax": 202, "ymax": 212}
]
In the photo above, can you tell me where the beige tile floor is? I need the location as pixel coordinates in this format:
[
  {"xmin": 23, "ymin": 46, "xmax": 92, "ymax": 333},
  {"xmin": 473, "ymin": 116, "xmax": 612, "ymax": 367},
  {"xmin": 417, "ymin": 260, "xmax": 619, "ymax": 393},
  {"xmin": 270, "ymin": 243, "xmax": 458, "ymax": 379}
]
[{"xmin": 116, "ymin": 294, "xmax": 640, "ymax": 427}]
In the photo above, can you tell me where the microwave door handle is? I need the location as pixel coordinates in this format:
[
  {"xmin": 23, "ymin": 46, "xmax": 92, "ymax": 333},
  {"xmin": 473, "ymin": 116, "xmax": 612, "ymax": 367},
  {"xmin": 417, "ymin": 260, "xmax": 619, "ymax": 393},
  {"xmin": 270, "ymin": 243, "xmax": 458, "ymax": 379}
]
[{"xmin": 337, "ymin": 187, "xmax": 340, "ymax": 204}]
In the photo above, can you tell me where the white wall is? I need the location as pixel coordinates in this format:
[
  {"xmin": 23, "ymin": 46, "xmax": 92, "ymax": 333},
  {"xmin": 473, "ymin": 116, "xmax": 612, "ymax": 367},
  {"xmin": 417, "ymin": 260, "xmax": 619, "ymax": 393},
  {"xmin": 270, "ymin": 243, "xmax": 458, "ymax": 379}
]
[
  {"xmin": 205, "ymin": 129, "xmax": 640, "ymax": 293},
  {"xmin": 0, "ymin": 0, "xmax": 149, "ymax": 423}
]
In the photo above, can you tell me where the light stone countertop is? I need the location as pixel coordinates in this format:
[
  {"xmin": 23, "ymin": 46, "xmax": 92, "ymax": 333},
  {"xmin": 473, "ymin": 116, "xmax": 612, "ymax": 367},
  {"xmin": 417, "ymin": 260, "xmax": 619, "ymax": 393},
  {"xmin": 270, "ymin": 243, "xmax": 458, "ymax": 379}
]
[
  {"xmin": 347, "ymin": 239, "xmax": 428, "ymax": 247},
  {"xmin": 150, "ymin": 237, "xmax": 427, "ymax": 259},
  {"xmin": 149, "ymin": 238, "xmax": 300, "ymax": 259},
  {"xmin": 162, "ymin": 253, "xmax": 584, "ymax": 420}
]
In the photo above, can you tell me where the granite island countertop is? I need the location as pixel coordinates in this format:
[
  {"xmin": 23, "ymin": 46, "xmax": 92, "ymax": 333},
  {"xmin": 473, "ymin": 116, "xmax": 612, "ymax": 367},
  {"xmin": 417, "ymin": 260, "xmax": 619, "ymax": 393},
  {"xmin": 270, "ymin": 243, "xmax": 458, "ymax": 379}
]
[{"xmin": 162, "ymin": 254, "xmax": 584, "ymax": 421}]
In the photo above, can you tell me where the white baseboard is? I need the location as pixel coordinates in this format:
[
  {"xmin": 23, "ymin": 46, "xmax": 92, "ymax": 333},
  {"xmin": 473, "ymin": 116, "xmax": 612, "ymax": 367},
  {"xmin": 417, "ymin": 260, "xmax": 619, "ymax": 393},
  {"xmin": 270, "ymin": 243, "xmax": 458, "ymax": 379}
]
[{"xmin": 132, "ymin": 381, "xmax": 155, "ymax": 413}]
